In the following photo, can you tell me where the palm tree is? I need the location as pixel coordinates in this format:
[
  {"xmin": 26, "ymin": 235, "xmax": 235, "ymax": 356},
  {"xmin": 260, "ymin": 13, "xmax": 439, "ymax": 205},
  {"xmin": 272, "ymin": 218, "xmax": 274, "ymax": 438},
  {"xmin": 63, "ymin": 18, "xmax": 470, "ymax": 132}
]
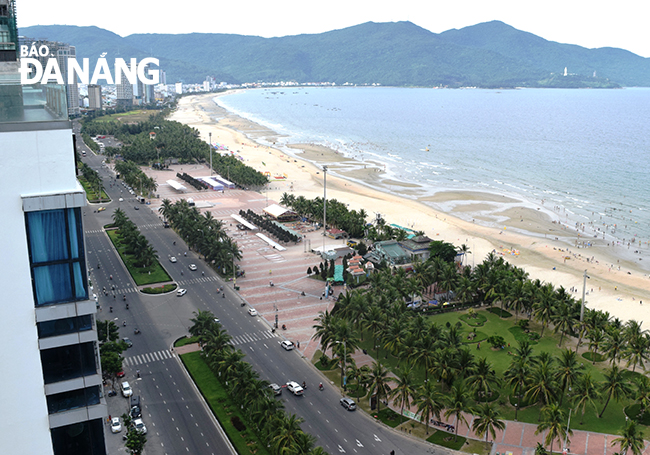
[
  {"xmin": 504, "ymin": 357, "xmax": 530, "ymax": 421},
  {"xmin": 362, "ymin": 305, "xmax": 385, "ymax": 358},
  {"xmin": 431, "ymin": 348, "xmax": 458, "ymax": 391},
  {"xmin": 633, "ymin": 375, "xmax": 650, "ymax": 416},
  {"xmin": 389, "ymin": 365, "xmax": 417, "ymax": 424},
  {"xmin": 535, "ymin": 403, "xmax": 571, "ymax": 455},
  {"xmin": 552, "ymin": 301, "xmax": 575, "ymax": 347},
  {"xmin": 572, "ymin": 372, "xmax": 601, "ymax": 424},
  {"xmin": 611, "ymin": 420, "xmax": 645, "ymax": 455},
  {"xmin": 414, "ymin": 381, "xmax": 445, "ymax": 435},
  {"xmin": 312, "ymin": 310, "xmax": 335, "ymax": 354},
  {"xmin": 587, "ymin": 328, "xmax": 606, "ymax": 364},
  {"xmin": 598, "ymin": 365, "xmax": 632, "ymax": 418},
  {"xmin": 467, "ymin": 357, "xmax": 500, "ymax": 402},
  {"xmin": 270, "ymin": 413, "xmax": 305, "ymax": 455},
  {"xmin": 189, "ymin": 310, "xmax": 218, "ymax": 340},
  {"xmin": 602, "ymin": 327, "xmax": 625, "ymax": 365},
  {"xmin": 472, "ymin": 403, "xmax": 506, "ymax": 448},
  {"xmin": 532, "ymin": 283, "xmax": 556, "ymax": 337},
  {"xmin": 624, "ymin": 333, "xmax": 650, "ymax": 373},
  {"xmin": 368, "ymin": 361, "xmax": 393, "ymax": 413},
  {"xmin": 525, "ymin": 356, "xmax": 557, "ymax": 419},
  {"xmin": 444, "ymin": 380, "xmax": 474, "ymax": 442},
  {"xmin": 554, "ymin": 349, "xmax": 585, "ymax": 406},
  {"xmin": 457, "ymin": 244, "xmax": 471, "ymax": 267}
]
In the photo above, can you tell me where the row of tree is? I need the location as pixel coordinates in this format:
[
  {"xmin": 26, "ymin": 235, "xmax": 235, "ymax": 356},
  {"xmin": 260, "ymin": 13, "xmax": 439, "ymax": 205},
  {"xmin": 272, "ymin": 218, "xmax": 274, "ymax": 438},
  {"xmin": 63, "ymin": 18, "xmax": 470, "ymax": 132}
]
[
  {"xmin": 112, "ymin": 208, "xmax": 159, "ymax": 268},
  {"xmin": 159, "ymin": 199, "xmax": 241, "ymax": 276},
  {"xmin": 177, "ymin": 172, "xmax": 208, "ymax": 191},
  {"xmin": 114, "ymin": 160, "xmax": 157, "ymax": 197},
  {"xmin": 189, "ymin": 310, "xmax": 327, "ymax": 455},
  {"xmin": 311, "ymin": 252, "xmax": 649, "ymax": 454},
  {"xmin": 239, "ymin": 209, "xmax": 301, "ymax": 243}
]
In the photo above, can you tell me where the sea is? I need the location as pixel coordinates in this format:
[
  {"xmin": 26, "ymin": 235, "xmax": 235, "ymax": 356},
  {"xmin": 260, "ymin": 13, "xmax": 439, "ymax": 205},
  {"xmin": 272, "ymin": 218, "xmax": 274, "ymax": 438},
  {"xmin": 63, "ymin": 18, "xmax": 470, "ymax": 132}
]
[{"xmin": 215, "ymin": 86, "xmax": 650, "ymax": 266}]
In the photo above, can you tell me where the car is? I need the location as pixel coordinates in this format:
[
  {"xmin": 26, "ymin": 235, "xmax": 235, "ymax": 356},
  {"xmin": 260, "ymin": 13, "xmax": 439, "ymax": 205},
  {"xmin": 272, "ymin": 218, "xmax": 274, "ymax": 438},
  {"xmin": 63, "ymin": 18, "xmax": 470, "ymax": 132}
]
[
  {"xmin": 133, "ymin": 206, "xmax": 139, "ymax": 210},
  {"xmin": 214, "ymin": 318, "xmax": 220, "ymax": 324},
  {"xmin": 340, "ymin": 397, "xmax": 357, "ymax": 411},
  {"xmin": 98, "ymin": 207, "xmax": 106, "ymax": 212},
  {"xmin": 169, "ymin": 256, "xmax": 177, "ymax": 263},
  {"xmin": 118, "ymin": 197, "xmax": 123, "ymax": 202},
  {"xmin": 269, "ymin": 383, "xmax": 282, "ymax": 396},
  {"xmin": 188, "ymin": 264, "xmax": 197, "ymax": 271},
  {"xmin": 248, "ymin": 308, "xmax": 258, "ymax": 316},
  {"xmin": 121, "ymin": 381, "xmax": 133, "ymax": 397},
  {"xmin": 286, "ymin": 381, "xmax": 304, "ymax": 396},
  {"xmin": 110, "ymin": 417, "xmax": 122, "ymax": 433},
  {"xmin": 281, "ymin": 340, "xmax": 294, "ymax": 351},
  {"xmin": 116, "ymin": 370, "xmax": 125, "ymax": 378},
  {"xmin": 177, "ymin": 288, "xmax": 187, "ymax": 297},
  {"xmin": 123, "ymin": 338, "xmax": 133, "ymax": 348},
  {"xmin": 132, "ymin": 418, "xmax": 147, "ymax": 434}
]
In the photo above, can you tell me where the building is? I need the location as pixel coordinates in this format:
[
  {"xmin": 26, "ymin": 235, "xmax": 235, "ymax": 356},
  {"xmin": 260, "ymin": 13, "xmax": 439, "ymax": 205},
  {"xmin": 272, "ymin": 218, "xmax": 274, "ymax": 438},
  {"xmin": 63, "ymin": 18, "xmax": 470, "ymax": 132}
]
[
  {"xmin": 116, "ymin": 62, "xmax": 134, "ymax": 108},
  {"xmin": 0, "ymin": 1, "xmax": 108, "ymax": 453},
  {"xmin": 398, "ymin": 234, "xmax": 433, "ymax": 261},
  {"xmin": 88, "ymin": 84, "xmax": 102, "ymax": 110},
  {"xmin": 364, "ymin": 240, "xmax": 411, "ymax": 267},
  {"xmin": 18, "ymin": 37, "xmax": 81, "ymax": 116}
]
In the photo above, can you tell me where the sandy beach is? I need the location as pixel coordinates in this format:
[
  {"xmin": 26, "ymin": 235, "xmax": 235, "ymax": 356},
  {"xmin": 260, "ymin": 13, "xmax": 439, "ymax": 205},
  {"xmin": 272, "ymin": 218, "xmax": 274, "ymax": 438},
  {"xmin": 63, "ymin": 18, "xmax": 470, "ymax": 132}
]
[{"xmin": 169, "ymin": 92, "xmax": 650, "ymax": 326}]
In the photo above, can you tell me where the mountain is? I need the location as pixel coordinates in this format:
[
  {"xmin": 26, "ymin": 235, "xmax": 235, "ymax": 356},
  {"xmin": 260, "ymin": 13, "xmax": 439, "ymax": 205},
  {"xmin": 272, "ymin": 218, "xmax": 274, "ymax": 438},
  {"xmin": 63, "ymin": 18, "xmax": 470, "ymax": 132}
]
[{"xmin": 19, "ymin": 21, "xmax": 650, "ymax": 87}]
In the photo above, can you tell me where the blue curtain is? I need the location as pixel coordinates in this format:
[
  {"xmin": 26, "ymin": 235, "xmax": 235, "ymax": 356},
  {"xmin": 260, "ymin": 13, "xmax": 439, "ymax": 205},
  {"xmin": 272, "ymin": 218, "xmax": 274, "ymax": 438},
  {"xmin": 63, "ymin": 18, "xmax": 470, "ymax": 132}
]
[{"xmin": 28, "ymin": 210, "xmax": 69, "ymax": 263}]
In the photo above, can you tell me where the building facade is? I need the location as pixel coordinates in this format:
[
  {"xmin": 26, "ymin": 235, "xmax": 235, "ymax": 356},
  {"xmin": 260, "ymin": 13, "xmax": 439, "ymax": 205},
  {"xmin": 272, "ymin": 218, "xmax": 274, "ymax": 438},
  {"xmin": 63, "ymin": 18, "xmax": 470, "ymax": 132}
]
[
  {"xmin": 1, "ymin": 1, "xmax": 107, "ymax": 453},
  {"xmin": 88, "ymin": 84, "xmax": 102, "ymax": 110}
]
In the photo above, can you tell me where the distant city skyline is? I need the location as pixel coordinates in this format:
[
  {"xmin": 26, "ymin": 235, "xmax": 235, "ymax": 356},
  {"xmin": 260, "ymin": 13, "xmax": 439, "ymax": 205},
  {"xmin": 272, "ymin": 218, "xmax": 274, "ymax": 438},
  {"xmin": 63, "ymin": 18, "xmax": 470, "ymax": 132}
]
[{"xmin": 18, "ymin": 0, "xmax": 650, "ymax": 58}]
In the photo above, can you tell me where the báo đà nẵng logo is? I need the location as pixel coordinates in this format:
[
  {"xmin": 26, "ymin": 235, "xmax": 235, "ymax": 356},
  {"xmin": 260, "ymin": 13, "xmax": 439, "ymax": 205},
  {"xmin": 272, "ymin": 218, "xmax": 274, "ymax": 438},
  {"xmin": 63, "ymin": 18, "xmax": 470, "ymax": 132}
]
[{"xmin": 19, "ymin": 45, "xmax": 159, "ymax": 85}]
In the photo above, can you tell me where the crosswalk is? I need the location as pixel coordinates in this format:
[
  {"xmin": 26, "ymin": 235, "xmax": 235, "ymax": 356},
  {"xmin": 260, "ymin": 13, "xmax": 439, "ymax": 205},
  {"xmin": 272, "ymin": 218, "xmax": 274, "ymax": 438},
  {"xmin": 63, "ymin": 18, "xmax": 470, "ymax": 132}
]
[
  {"xmin": 124, "ymin": 349, "xmax": 175, "ymax": 366},
  {"xmin": 230, "ymin": 330, "xmax": 278, "ymax": 346},
  {"xmin": 177, "ymin": 276, "xmax": 220, "ymax": 285}
]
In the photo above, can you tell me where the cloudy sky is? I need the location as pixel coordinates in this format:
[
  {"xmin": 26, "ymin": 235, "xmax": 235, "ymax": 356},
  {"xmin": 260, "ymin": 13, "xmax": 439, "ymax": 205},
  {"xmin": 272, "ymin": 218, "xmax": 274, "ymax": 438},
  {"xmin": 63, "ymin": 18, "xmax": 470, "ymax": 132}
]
[{"xmin": 18, "ymin": 0, "xmax": 650, "ymax": 57}]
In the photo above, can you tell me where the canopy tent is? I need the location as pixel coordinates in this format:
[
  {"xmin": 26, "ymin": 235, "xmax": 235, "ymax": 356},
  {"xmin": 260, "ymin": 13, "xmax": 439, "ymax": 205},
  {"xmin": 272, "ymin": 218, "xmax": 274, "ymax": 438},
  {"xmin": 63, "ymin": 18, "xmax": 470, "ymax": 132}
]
[
  {"xmin": 230, "ymin": 214, "xmax": 258, "ymax": 230},
  {"xmin": 166, "ymin": 179, "xmax": 187, "ymax": 191}
]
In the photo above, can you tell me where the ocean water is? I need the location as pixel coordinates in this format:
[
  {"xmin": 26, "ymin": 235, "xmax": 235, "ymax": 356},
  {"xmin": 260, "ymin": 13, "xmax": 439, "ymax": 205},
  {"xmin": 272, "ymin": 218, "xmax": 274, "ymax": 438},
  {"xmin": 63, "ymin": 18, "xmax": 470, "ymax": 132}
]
[{"xmin": 216, "ymin": 86, "xmax": 650, "ymax": 254}]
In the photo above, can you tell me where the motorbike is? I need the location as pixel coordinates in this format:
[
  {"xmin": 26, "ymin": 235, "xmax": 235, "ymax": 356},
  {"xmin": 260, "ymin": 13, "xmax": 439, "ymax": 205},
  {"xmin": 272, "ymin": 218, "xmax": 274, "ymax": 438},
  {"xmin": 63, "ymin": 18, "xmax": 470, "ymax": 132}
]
[
  {"xmin": 123, "ymin": 295, "xmax": 126, "ymax": 301},
  {"xmin": 319, "ymin": 383, "xmax": 324, "ymax": 391},
  {"xmin": 134, "ymin": 328, "xmax": 140, "ymax": 334},
  {"xmin": 107, "ymin": 390, "xmax": 117, "ymax": 397},
  {"xmin": 282, "ymin": 324, "xmax": 287, "ymax": 330}
]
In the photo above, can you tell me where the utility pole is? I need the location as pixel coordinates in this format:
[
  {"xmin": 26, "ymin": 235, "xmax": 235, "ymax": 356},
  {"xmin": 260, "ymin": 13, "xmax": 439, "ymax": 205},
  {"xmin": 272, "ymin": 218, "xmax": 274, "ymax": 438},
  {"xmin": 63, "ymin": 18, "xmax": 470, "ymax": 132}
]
[
  {"xmin": 209, "ymin": 132, "xmax": 212, "ymax": 176},
  {"xmin": 580, "ymin": 270, "xmax": 589, "ymax": 322},
  {"xmin": 323, "ymin": 165, "xmax": 327, "ymax": 251}
]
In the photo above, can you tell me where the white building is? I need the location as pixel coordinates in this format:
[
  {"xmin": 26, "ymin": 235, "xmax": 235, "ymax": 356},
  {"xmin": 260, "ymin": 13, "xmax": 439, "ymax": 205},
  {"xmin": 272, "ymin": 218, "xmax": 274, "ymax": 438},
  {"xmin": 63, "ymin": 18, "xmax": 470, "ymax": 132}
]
[
  {"xmin": 175, "ymin": 81, "xmax": 183, "ymax": 94},
  {"xmin": 0, "ymin": 2, "xmax": 108, "ymax": 452}
]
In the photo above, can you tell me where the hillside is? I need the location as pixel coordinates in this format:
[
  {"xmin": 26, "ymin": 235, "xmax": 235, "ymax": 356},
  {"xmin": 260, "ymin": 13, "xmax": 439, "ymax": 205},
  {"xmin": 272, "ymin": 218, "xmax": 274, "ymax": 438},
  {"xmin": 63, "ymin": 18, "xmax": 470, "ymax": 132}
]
[{"xmin": 20, "ymin": 21, "xmax": 650, "ymax": 87}]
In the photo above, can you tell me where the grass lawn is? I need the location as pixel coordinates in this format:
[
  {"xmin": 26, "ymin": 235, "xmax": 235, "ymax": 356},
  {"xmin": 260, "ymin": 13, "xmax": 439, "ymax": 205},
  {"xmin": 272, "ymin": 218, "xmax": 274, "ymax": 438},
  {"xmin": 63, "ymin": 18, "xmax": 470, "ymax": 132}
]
[
  {"xmin": 93, "ymin": 110, "xmax": 157, "ymax": 124},
  {"xmin": 106, "ymin": 229, "xmax": 172, "ymax": 286},
  {"xmin": 175, "ymin": 336, "xmax": 198, "ymax": 347},
  {"xmin": 426, "ymin": 430, "xmax": 467, "ymax": 451},
  {"xmin": 180, "ymin": 351, "xmax": 271, "ymax": 455},
  {"xmin": 359, "ymin": 307, "xmax": 638, "ymax": 437}
]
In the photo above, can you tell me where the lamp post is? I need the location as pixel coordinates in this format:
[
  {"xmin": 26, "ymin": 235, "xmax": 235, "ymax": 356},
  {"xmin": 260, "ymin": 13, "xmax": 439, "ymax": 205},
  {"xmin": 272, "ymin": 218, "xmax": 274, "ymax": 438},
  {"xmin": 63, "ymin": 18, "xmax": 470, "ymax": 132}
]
[
  {"xmin": 209, "ymin": 132, "xmax": 212, "ymax": 176},
  {"xmin": 323, "ymin": 165, "xmax": 328, "ymax": 251},
  {"xmin": 580, "ymin": 269, "xmax": 590, "ymax": 322},
  {"xmin": 335, "ymin": 340, "xmax": 346, "ymax": 389}
]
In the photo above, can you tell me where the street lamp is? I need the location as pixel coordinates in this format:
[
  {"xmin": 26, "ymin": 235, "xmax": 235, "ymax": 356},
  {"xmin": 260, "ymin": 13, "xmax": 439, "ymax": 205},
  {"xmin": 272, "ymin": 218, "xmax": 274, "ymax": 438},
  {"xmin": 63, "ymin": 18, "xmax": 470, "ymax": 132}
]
[
  {"xmin": 209, "ymin": 132, "xmax": 212, "ymax": 176},
  {"xmin": 334, "ymin": 340, "xmax": 346, "ymax": 390},
  {"xmin": 580, "ymin": 269, "xmax": 590, "ymax": 322},
  {"xmin": 323, "ymin": 165, "xmax": 328, "ymax": 251}
]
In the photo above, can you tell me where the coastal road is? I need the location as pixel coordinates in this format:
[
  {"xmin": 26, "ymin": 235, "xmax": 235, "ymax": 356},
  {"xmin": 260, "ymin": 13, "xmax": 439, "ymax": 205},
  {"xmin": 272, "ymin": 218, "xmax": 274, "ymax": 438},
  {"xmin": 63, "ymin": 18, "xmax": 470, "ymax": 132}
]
[{"xmin": 83, "ymin": 150, "xmax": 447, "ymax": 455}]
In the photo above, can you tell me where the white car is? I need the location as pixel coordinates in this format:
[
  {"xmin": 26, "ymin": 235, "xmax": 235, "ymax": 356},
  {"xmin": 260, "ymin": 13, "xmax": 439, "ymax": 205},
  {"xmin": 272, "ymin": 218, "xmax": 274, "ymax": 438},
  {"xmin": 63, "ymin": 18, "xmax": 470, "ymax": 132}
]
[
  {"xmin": 177, "ymin": 288, "xmax": 187, "ymax": 296},
  {"xmin": 286, "ymin": 381, "xmax": 304, "ymax": 396},
  {"xmin": 121, "ymin": 381, "xmax": 133, "ymax": 397},
  {"xmin": 132, "ymin": 418, "xmax": 147, "ymax": 434},
  {"xmin": 281, "ymin": 340, "xmax": 294, "ymax": 351},
  {"xmin": 169, "ymin": 256, "xmax": 177, "ymax": 263},
  {"xmin": 248, "ymin": 308, "xmax": 258, "ymax": 316},
  {"xmin": 110, "ymin": 417, "xmax": 122, "ymax": 433},
  {"xmin": 188, "ymin": 264, "xmax": 197, "ymax": 271},
  {"xmin": 118, "ymin": 197, "xmax": 124, "ymax": 202}
]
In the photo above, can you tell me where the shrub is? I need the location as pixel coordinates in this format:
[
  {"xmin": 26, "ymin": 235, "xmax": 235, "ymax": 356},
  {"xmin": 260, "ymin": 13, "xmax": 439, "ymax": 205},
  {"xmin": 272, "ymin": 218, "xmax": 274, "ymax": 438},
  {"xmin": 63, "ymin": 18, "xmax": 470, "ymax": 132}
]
[
  {"xmin": 487, "ymin": 335, "xmax": 506, "ymax": 349},
  {"xmin": 231, "ymin": 415, "xmax": 246, "ymax": 432}
]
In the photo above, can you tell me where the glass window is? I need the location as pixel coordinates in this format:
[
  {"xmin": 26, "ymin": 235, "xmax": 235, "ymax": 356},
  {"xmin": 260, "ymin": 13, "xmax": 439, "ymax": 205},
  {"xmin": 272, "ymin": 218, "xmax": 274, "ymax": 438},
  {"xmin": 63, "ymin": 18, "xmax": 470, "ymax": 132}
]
[
  {"xmin": 26, "ymin": 208, "xmax": 88, "ymax": 306},
  {"xmin": 51, "ymin": 418, "xmax": 106, "ymax": 455},
  {"xmin": 40, "ymin": 342, "xmax": 97, "ymax": 384},
  {"xmin": 47, "ymin": 386, "xmax": 100, "ymax": 414},
  {"xmin": 37, "ymin": 315, "xmax": 93, "ymax": 339}
]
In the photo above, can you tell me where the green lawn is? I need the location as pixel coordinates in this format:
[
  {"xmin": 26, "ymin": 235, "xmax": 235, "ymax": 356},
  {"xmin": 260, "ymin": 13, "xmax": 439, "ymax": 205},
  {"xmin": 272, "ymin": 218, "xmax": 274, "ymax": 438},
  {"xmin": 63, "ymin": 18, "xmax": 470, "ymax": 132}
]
[
  {"xmin": 180, "ymin": 351, "xmax": 271, "ymax": 455},
  {"xmin": 106, "ymin": 229, "xmax": 172, "ymax": 286},
  {"xmin": 78, "ymin": 176, "xmax": 109, "ymax": 203},
  {"xmin": 357, "ymin": 308, "xmax": 637, "ymax": 437}
]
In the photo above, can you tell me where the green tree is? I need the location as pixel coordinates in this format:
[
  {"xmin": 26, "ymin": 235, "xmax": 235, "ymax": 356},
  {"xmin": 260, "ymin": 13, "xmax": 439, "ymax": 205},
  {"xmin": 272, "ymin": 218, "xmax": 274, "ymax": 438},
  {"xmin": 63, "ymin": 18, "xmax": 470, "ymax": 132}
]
[
  {"xmin": 444, "ymin": 380, "xmax": 474, "ymax": 442},
  {"xmin": 611, "ymin": 420, "xmax": 645, "ymax": 455},
  {"xmin": 472, "ymin": 403, "xmax": 506, "ymax": 448},
  {"xmin": 572, "ymin": 372, "xmax": 601, "ymax": 425},
  {"xmin": 368, "ymin": 361, "xmax": 392, "ymax": 413},
  {"xmin": 599, "ymin": 365, "xmax": 632, "ymax": 418},
  {"xmin": 389, "ymin": 365, "xmax": 417, "ymax": 424},
  {"xmin": 535, "ymin": 403, "xmax": 571, "ymax": 455},
  {"xmin": 125, "ymin": 425, "xmax": 147, "ymax": 455},
  {"xmin": 414, "ymin": 381, "xmax": 445, "ymax": 435}
]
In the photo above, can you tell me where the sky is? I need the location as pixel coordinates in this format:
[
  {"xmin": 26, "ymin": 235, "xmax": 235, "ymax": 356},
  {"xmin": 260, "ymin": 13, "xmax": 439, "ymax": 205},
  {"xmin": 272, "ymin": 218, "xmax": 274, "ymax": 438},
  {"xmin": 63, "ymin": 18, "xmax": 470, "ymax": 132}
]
[{"xmin": 17, "ymin": 0, "xmax": 650, "ymax": 58}]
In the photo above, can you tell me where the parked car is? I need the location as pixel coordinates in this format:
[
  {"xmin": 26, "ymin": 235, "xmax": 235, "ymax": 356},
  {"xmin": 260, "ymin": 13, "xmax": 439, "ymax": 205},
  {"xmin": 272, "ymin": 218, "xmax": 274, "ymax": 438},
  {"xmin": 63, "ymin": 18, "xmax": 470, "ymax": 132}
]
[
  {"xmin": 248, "ymin": 308, "xmax": 258, "ymax": 316},
  {"xmin": 110, "ymin": 417, "xmax": 122, "ymax": 433},
  {"xmin": 132, "ymin": 418, "xmax": 147, "ymax": 434},
  {"xmin": 286, "ymin": 381, "xmax": 304, "ymax": 396},
  {"xmin": 121, "ymin": 381, "xmax": 133, "ymax": 397},
  {"xmin": 281, "ymin": 340, "xmax": 294, "ymax": 351},
  {"xmin": 340, "ymin": 397, "xmax": 357, "ymax": 411}
]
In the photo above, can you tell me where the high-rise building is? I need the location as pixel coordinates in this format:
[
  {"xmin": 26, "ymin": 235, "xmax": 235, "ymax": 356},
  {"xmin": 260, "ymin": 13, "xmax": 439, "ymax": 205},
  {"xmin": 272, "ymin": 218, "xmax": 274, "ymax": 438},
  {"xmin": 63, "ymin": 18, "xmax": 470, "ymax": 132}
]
[
  {"xmin": 88, "ymin": 84, "xmax": 102, "ymax": 110},
  {"xmin": 116, "ymin": 62, "xmax": 134, "ymax": 108},
  {"xmin": 0, "ymin": 1, "xmax": 108, "ymax": 454}
]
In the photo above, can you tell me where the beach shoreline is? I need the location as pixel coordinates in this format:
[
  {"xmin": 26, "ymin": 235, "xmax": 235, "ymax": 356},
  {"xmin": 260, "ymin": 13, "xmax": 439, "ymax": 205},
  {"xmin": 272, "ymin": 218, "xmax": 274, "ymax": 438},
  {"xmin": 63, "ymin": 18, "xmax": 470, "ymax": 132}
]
[{"xmin": 169, "ymin": 92, "xmax": 650, "ymax": 326}]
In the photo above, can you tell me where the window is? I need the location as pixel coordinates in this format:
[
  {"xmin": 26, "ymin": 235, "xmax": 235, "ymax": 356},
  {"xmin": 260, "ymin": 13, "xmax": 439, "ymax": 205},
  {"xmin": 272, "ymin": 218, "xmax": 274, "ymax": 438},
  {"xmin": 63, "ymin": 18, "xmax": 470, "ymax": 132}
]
[
  {"xmin": 47, "ymin": 386, "xmax": 100, "ymax": 414},
  {"xmin": 37, "ymin": 315, "xmax": 93, "ymax": 339},
  {"xmin": 40, "ymin": 342, "xmax": 97, "ymax": 384},
  {"xmin": 26, "ymin": 208, "xmax": 88, "ymax": 306},
  {"xmin": 51, "ymin": 418, "xmax": 106, "ymax": 455}
]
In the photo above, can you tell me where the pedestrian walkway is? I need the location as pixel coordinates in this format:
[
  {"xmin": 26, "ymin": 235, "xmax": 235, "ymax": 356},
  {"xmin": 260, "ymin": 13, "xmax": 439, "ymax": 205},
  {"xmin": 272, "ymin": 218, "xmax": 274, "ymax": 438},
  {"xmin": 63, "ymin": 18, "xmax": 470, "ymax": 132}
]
[
  {"xmin": 229, "ymin": 330, "xmax": 278, "ymax": 347},
  {"xmin": 124, "ymin": 349, "xmax": 175, "ymax": 366}
]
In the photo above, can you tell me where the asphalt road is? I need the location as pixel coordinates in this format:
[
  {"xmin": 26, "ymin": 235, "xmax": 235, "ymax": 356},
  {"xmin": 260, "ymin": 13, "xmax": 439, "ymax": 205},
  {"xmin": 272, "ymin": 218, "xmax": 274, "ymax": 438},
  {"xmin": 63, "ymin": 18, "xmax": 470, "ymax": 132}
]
[{"xmin": 80, "ymin": 144, "xmax": 448, "ymax": 455}]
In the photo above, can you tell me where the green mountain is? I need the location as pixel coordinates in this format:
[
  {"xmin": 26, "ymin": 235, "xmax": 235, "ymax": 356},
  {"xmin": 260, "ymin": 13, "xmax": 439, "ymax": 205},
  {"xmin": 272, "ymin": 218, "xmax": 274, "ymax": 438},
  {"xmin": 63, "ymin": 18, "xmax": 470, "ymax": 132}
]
[{"xmin": 20, "ymin": 21, "xmax": 649, "ymax": 87}]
